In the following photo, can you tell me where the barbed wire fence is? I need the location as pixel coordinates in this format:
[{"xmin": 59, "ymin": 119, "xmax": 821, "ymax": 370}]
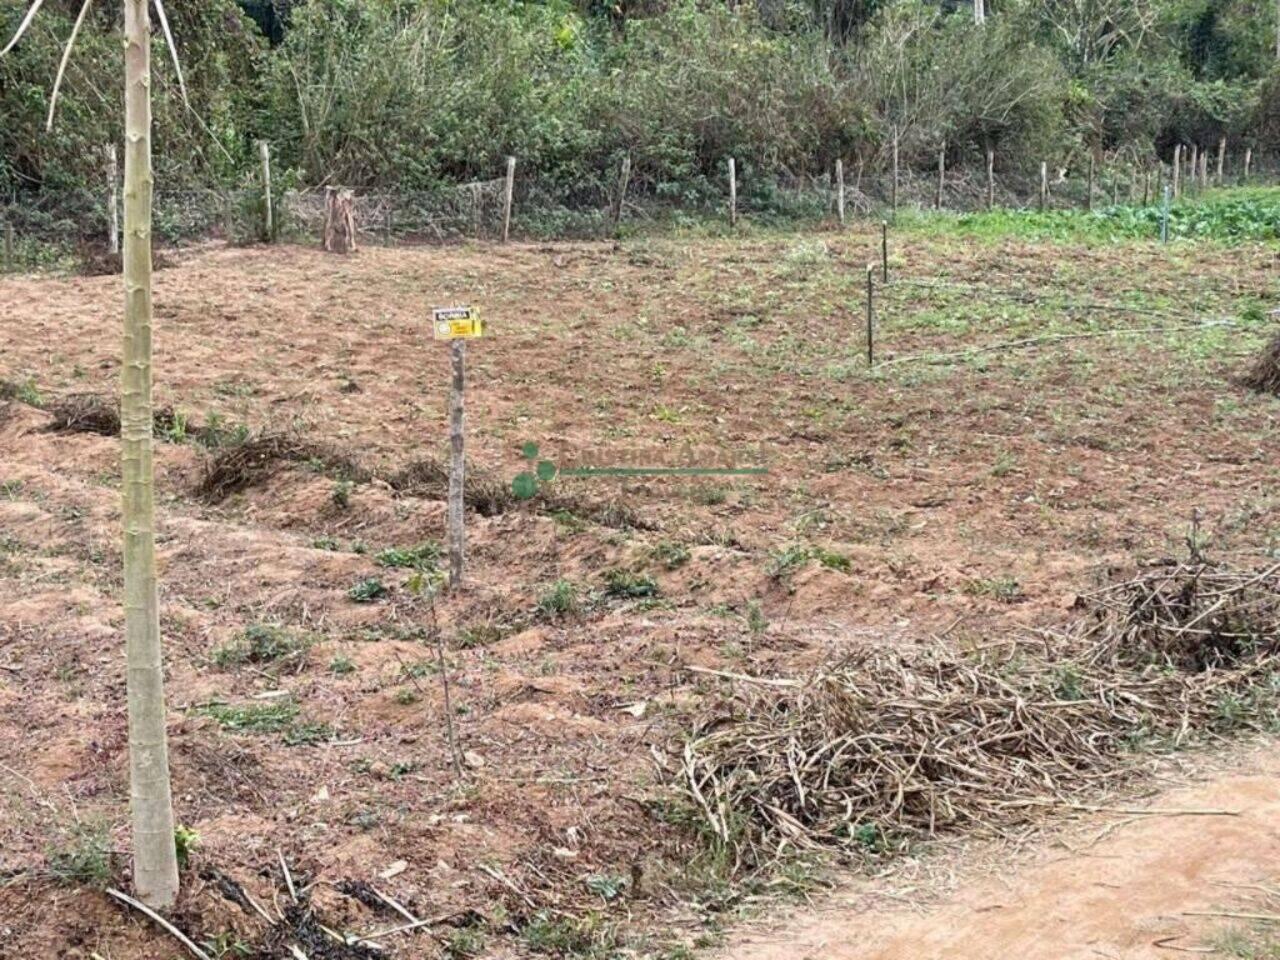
[{"xmin": 2, "ymin": 145, "xmax": 1278, "ymax": 273}]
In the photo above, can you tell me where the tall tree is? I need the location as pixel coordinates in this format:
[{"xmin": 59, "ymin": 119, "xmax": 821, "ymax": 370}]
[
  {"xmin": 120, "ymin": 0, "xmax": 180, "ymax": 908},
  {"xmin": 1, "ymin": 0, "xmax": 181, "ymax": 908}
]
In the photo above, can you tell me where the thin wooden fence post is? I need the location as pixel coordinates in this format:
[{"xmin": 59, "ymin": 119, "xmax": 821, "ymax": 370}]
[
  {"xmin": 1160, "ymin": 184, "xmax": 1171, "ymax": 244},
  {"xmin": 986, "ymin": 145, "xmax": 995, "ymax": 210},
  {"xmin": 835, "ymin": 159, "xmax": 845, "ymax": 226},
  {"xmin": 935, "ymin": 145, "xmax": 945, "ymax": 209},
  {"xmin": 613, "ymin": 154, "xmax": 631, "ymax": 235},
  {"xmin": 891, "ymin": 128, "xmax": 900, "ymax": 216},
  {"xmin": 1040, "ymin": 161, "xmax": 1048, "ymax": 211},
  {"xmin": 881, "ymin": 220, "xmax": 889, "ymax": 283},
  {"xmin": 501, "ymin": 156, "xmax": 516, "ymax": 244},
  {"xmin": 865, "ymin": 264, "xmax": 875, "ymax": 368},
  {"xmin": 728, "ymin": 157, "xmax": 737, "ymax": 229},
  {"xmin": 1216, "ymin": 137, "xmax": 1226, "ymax": 185},
  {"xmin": 106, "ymin": 143, "xmax": 119, "ymax": 255},
  {"xmin": 1199, "ymin": 148, "xmax": 1208, "ymax": 190},
  {"xmin": 1244, "ymin": 146, "xmax": 1253, "ymax": 182},
  {"xmin": 1189, "ymin": 144, "xmax": 1199, "ymax": 193},
  {"xmin": 258, "ymin": 140, "xmax": 273, "ymax": 241},
  {"xmin": 1172, "ymin": 144, "xmax": 1182, "ymax": 198},
  {"xmin": 1111, "ymin": 170, "xmax": 1119, "ymax": 207},
  {"xmin": 448, "ymin": 339, "xmax": 467, "ymax": 589},
  {"xmin": 1086, "ymin": 152, "xmax": 1095, "ymax": 211}
]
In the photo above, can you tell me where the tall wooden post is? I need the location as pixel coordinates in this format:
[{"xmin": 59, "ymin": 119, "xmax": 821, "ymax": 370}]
[
  {"xmin": 935, "ymin": 145, "xmax": 945, "ymax": 209},
  {"xmin": 1086, "ymin": 152, "xmax": 1095, "ymax": 211},
  {"xmin": 891, "ymin": 128, "xmax": 899, "ymax": 215},
  {"xmin": 1199, "ymin": 148, "xmax": 1208, "ymax": 190},
  {"xmin": 106, "ymin": 143, "xmax": 119, "ymax": 255},
  {"xmin": 1245, "ymin": 146, "xmax": 1253, "ymax": 182},
  {"xmin": 881, "ymin": 220, "xmax": 889, "ymax": 283},
  {"xmin": 865, "ymin": 264, "xmax": 875, "ymax": 367},
  {"xmin": 258, "ymin": 140, "xmax": 273, "ymax": 241},
  {"xmin": 728, "ymin": 157, "xmax": 737, "ymax": 229},
  {"xmin": 501, "ymin": 156, "xmax": 516, "ymax": 244},
  {"xmin": 1039, "ymin": 161, "xmax": 1048, "ymax": 211},
  {"xmin": 448, "ymin": 340, "xmax": 466, "ymax": 589},
  {"xmin": 974, "ymin": 0, "xmax": 985, "ymax": 23},
  {"xmin": 613, "ymin": 154, "xmax": 631, "ymax": 234},
  {"xmin": 1216, "ymin": 137, "xmax": 1226, "ymax": 185},
  {"xmin": 985, "ymin": 145, "xmax": 995, "ymax": 210},
  {"xmin": 835, "ymin": 159, "xmax": 845, "ymax": 225},
  {"xmin": 1190, "ymin": 144, "xmax": 1200, "ymax": 193},
  {"xmin": 1172, "ymin": 144, "xmax": 1182, "ymax": 198}
]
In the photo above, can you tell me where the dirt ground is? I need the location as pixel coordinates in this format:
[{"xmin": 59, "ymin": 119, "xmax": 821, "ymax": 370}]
[{"xmin": 0, "ymin": 225, "xmax": 1277, "ymax": 958}]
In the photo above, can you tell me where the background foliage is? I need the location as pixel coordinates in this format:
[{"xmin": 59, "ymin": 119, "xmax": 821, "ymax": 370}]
[{"xmin": 2, "ymin": 0, "xmax": 1280, "ymax": 199}]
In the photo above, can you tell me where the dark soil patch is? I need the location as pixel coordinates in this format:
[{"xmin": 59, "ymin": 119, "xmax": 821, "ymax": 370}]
[
  {"xmin": 1242, "ymin": 331, "xmax": 1280, "ymax": 397},
  {"xmin": 197, "ymin": 435, "xmax": 370, "ymax": 502}
]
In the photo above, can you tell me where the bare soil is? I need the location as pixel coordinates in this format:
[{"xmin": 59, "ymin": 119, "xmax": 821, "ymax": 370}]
[{"xmin": 0, "ymin": 227, "xmax": 1277, "ymax": 958}]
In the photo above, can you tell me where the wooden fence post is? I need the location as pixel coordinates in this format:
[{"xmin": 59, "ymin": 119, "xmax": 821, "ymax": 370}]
[
  {"xmin": 1086, "ymin": 152, "xmax": 1095, "ymax": 211},
  {"xmin": 891, "ymin": 127, "xmax": 900, "ymax": 215},
  {"xmin": 448, "ymin": 339, "xmax": 467, "ymax": 589},
  {"xmin": 1216, "ymin": 137, "xmax": 1226, "ymax": 185},
  {"xmin": 322, "ymin": 186, "xmax": 357, "ymax": 254},
  {"xmin": 728, "ymin": 157, "xmax": 737, "ymax": 229},
  {"xmin": 258, "ymin": 140, "xmax": 273, "ymax": 241},
  {"xmin": 1189, "ymin": 144, "xmax": 1199, "ymax": 193},
  {"xmin": 865, "ymin": 264, "xmax": 875, "ymax": 367},
  {"xmin": 1244, "ymin": 146, "xmax": 1253, "ymax": 182},
  {"xmin": 502, "ymin": 156, "xmax": 516, "ymax": 243},
  {"xmin": 1172, "ymin": 144, "xmax": 1181, "ymax": 198},
  {"xmin": 1199, "ymin": 148, "xmax": 1208, "ymax": 190},
  {"xmin": 1039, "ymin": 161, "xmax": 1048, "ymax": 211},
  {"xmin": 935, "ymin": 145, "xmax": 945, "ymax": 210},
  {"xmin": 106, "ymin": 143, "xmax": 119, "ymax": 255},
  {"xmin": 835, "ymin": 159, "xmax": 845, "ymax": 226},
  {"xmin": 986, "ymin": 145, "xmax": 995, "ymax": 210},
  {"xmin": 613, "ymin": 154, "xmax": 632, "ymax": 234}
]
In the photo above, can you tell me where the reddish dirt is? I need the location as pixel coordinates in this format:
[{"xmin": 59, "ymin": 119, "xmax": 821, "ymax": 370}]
[
  {"xmin": 0, "ymin": 229, "xmax": 1277, "ymax": 957},
  {"xmin": 719, "ymin": 742, "xmax": 1280, "ymax": 960}
]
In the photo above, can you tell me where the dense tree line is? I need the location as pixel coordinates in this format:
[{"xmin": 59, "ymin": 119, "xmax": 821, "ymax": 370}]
[{"xmin": 2, "ymin": 0, "xmax": 1279, "ymax": 200}]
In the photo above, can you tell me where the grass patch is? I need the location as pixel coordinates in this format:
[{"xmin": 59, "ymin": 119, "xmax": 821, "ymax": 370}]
[{"xmin": 213, "ymin": 623, "xmax": 311, "ymax": 668}]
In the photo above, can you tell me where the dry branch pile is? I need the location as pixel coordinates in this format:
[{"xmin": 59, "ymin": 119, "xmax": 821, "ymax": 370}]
[
  {"xmin": 1242, "ymin": 331, "xmax": 1280, "ymax": 397},
  {"xmin": 197, "ymin": 435, "xmax": 368, "ymax": 502},
  {"xmin": 681, "ymin": 557, "xmax": 1280, "ymax": 873}
]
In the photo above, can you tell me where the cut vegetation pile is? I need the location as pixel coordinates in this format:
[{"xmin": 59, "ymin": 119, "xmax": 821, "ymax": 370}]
[
  {"xmin": 197, "ymin": 434, "xmax": 368, "ymax": 502},
  {"xmin": 681, "ymin": 555, "xmax": 1280, "ymax": 873},
  {"xmin": 1242, "ymin": 331, "xmax": 1280, "ymax": 397}
]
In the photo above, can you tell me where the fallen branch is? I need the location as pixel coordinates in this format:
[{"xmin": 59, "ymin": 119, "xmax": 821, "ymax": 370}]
[{"xmin": 106, "ymin": 888, "xmax": 213, "ymax": 960}]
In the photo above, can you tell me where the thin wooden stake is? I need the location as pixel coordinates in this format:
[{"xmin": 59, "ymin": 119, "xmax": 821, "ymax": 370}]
[
  {"xmin": 835, "ymin": 158, "xmax": 845, "ymax": 226},
  {"xmin": 1189, "ymin": 143, "xmax": 1199, "ymax": 193},
  {"xmin": 985, "ymin": 145, "xmax": 995, "ymax": 210},
  {"xmin": 1244, "ymin": 146, "xmax": 1253, "ymax": 182},
  {"xmin": 258, "ymin": 140, "xmax": 272, "ymax": 241},
  {"xmin": 935, "ymin": 145, "xmax": 945, "ymax": 209},
  {"xmin": 1039, "ymin": 161, "xmax": 1048, "ymax": 211},
  {"xmin": 1086, "ymin": 152, "xmax": 1095, "ymax": 211},
  {"xmin": 106, "ymin": 143, "xmax": 119, "ymax": 255},
  {"xmin": 727, "ymin": 157, "xmax": 737, "ymax": 229},
  {"xmin": 881, "ymin": 220, "xmax": 889, "ymax": 283},
  {"xmin": 501, "ymin": 156, "xmax": 516, "ymax": 244},
  {"xmin": 448, "ymin": 340, "xmax": 466, "ymax": 589},
  {"xmin": 891, "ymin": 127, "xmax": 899, "ymax": 216},
  {"xmin": 1173, "ymin": 144, "xmax": 1182, "ymax": 197},
  {"xmin": 1216, "ymin": 136, "xmax": 1226, "ymax": 185},
  {"xmin": 613, "ymin": 154, "xmax": 631, "ymax": 234},
  {"xmin": 865, "ymin": 264, "xmax": 875, "ymax": 368}
]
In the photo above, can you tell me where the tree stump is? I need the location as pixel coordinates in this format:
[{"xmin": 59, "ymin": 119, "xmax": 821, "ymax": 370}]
[{"xmin": 323, "ymin": 187, "xmax": 357, "ymax": 254}]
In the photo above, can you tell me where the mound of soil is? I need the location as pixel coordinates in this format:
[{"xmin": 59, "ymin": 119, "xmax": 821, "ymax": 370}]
[{"xmin": 1242, "ymin": 331, "xmax": 1280, "ymax": 396}]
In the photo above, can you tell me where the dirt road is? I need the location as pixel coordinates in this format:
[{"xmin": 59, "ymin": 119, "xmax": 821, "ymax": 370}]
[{"xmin": 721, "ymin": 743, "xmax": 1280, "ymax": 960}]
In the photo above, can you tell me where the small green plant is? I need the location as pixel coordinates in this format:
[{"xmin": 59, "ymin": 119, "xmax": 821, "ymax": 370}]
[
  {"xmin": 746, "ymin": 599, "xmax": 768, "ymax": 637},
  {"xmin": 394, "ymin": 687, "xmax": 420, "ymax": 706},
  {"xmin": 443, "ymin": 928, "xmax": 487, "ymax": 959},
  {"xmin": 768, "ymin": 544, "xmax": 813, "ymax": 578},
  {"xmin": 584, "ymin": 873, "xmax": 628, "ymax": 902},
  {"xmin": 457, "ymin": 623, "xmax": 506, "ymax": 648},
  {"xmin": 814, "ymin": 547, "xmax": 851, "ymax": 573},
  {"xmin": 376, "ymin": 541, "xmax": 443, "ymax": 570},
  {"xmin": 47, "ymin": 823, "xmax": 112, "ymax": 888},
  {"xmin": 213, "ymin": 624, "xmax": 310, "ymax": 667},
  {"xmin": 15, "ymin": 378, "xmax": 43, "ymax": 407},
  {"xmin": 963, "ymin": 576, "xmax": 1023, "ymax": 603},
  {"xmin": 990, "ymin": 449, "xmax": 1018, "ymax": 478},
  {"xmin": 283, "ymin": 721, "xmax": 334, "ymax": 746},
  {"xmin": 650, "ymin": 541, "xmax": 691, "ymax": 570},
  {"xmin": 199, "ymin": 701, "xmax": 300, "ymax": 734},
  {"xmin": 537, "ymin": 579, "xmax": 580, "ymax": 617},
  {"xmin": 311, "ymin": 536, "xmax": 341, "ymax": 551},
  {"xmin": 603, "ymin": 569, "xmax": 660, "ymax": 599},
  {"xmin": 331, "ymin": 479, "xmax": 354, "ymax": 509},
  {"xmin": 1051, "ymin": 665, "xmax": 1084, "ymax": 701},
  {"xmin": 349, "ymin": 577, "xmax": 389, "ymax": 603},
  {"xmin": 174, "ymin": 825, "xmax": 199, "ymax": 870},
  {"xmin": 329, "ymin": 655, "xmax": 356, "ymax": 675}
]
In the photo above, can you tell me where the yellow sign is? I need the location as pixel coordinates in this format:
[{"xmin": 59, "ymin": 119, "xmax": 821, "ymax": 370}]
[{"xmin": 432, "ymin": 306, "xmax": 483, "ymax": 340}]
